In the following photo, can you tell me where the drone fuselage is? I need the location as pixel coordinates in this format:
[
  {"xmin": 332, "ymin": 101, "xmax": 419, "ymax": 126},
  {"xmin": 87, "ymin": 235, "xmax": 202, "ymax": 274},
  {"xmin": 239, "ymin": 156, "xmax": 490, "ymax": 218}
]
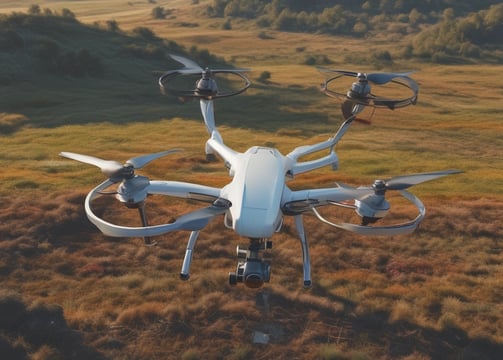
[{"xmin": 221, "ymin": 146, "xmax": 285, "ymax": 238}]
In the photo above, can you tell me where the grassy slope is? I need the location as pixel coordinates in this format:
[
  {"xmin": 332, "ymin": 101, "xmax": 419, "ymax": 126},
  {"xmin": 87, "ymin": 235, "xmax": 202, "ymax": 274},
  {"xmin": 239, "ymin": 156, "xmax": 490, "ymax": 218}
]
[{"xmin": 1, "ymin": 2, "xmax": 502, "ymax": 360}]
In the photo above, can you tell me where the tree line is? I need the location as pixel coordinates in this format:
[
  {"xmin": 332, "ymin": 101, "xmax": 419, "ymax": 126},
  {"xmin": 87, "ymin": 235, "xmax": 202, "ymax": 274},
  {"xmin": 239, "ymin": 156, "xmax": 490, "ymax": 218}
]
[{"xmin": 205, "ymin": 0, "xmax": 503, "ymax": 63}]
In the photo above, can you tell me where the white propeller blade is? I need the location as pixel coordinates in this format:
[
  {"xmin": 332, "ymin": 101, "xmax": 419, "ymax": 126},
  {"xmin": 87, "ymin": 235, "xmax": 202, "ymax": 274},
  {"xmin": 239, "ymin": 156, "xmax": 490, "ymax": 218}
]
[
  {"xmin": 169, "ymin": 54, "xmax": 203, "ymax": 73},
  {"xmin": 59, "ymin": 152, "xmax": 123, "ymax": 175},
  {"xmin": 126, "ymin": 149, "xmax": 181, "ymax": 169}
]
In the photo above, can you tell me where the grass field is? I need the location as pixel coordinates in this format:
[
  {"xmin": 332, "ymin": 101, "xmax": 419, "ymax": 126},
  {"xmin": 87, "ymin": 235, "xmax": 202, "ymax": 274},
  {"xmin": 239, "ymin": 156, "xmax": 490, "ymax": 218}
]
[{"xmin": 1, "ymin": 2, "xmax": 502, "ymax": 359}]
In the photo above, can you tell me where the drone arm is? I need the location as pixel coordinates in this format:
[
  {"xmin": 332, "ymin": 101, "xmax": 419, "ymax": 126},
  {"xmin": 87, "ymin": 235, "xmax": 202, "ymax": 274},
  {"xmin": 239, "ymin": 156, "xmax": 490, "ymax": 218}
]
[
  {"xmin": 283, "ymin": 185, "xmax": 372, "ymax": 213},
  {"xmin": 147, "ymin": 180, "xmax": 221, "ymax": 200},
  {"xmin": 205, "ymin": 132, "xmax": 240, "ymax": 169},
  {"xmin": 287, "ymin": 113, "xmax": 361, "ymax": 175},
  {"xmin": 287, "ymin": 138, "xmax": 337, "ymax": 162},
  {"xmin": 200, "ymin": 99, "xmax": 216, "ymax": 135},
  {"xmin": 291, "ymin": 152, "xmax": 339, "ymax": 176},
  {"xmin": 287, "ymin": 138, "xmax": 340, "ymax": 175}
]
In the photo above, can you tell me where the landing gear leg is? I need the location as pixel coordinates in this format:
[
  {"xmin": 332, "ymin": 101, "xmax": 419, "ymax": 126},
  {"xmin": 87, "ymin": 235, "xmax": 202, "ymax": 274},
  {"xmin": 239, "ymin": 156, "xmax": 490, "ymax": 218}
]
[
  {"xmin": 295, "ymin": 215, "xmax": 312, "ymax": 288},
  {"xmin": 180, "ymin": 230, "xmax": 200, "ymax": 280}
]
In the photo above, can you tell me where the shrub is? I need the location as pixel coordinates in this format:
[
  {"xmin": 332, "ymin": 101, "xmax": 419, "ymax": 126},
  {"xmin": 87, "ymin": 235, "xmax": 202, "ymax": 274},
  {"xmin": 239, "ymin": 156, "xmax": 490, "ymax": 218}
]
[
  {"xmin": 257, "ymin": 70, "xmax": 271, "ymax": 83},
  {"xmin": 132, "ymin": 26, "xmax": 157, "ymax": 40},
  {"xmin": 151, "ymin": 6, "xmax": 166, "ymax": 19},
  {"xmin": 60, "ymin": 8, "xmax": 75, "ymax": 19}
]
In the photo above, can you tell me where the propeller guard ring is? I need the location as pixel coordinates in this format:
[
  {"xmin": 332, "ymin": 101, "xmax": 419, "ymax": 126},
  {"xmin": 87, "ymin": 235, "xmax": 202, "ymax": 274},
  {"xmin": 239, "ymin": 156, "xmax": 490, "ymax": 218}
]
[
  {"xmin": 321, "ymin": 73, "xmax": 418, "ymax": 110},
  {"xmin": 159, "ymin": 70, "xmax": 251, "ymax": 100},
  {"xmin": 85, "ymin": 180, "xmax": 229, "ymax": 238},
  {"xmin": 85, "ymin": 181, "xmax": 198, "ymax": 238},
  {"xmin": 312, "ymin": 190, "xmax": 425, "ymax": 236}
]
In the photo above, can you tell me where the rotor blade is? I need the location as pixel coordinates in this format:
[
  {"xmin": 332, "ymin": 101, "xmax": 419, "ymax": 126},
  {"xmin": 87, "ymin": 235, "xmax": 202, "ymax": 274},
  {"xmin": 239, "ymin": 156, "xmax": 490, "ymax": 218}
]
[
  {"xmin": 126, "ymin": 149, "xmax": 181, "ymax": 169},
  {"xmin": 169, "ymin": 54, "xmax": 203, "ymax": 72},
  {"xmin": 385, "ymin": 170, "xmax": 462, "ymax": 190},
  {"xmin": 168, "ymin": 54, "xmax": 249, "ymax": 76},
  {"xmin": 317, "ymin": 68, "xmax": 414, "ymax": 85},
  {"xmin": 317, "ymin": 68, "xmax": 357, "ymax": 77},
  {"xmin": 213, "ymin": 68, "xmax": 251, "ymax": 74},
  {"xmin": 174, "ymin": 204, "xmax": 229, "ymax": 231},
  {"xmin": 367, "ymin": 72, "xmax": 414, "ymax": 85},
  {"xmin": 59, "ymin": 152, "xmax": 123, "ymax": 175}
]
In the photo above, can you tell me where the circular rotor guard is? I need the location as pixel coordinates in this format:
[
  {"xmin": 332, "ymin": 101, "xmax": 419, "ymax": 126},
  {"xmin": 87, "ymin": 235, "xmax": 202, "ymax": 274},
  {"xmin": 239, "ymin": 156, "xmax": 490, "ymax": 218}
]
[
  {"xmin": 320, "ymin": 71, "xmax": 419, "ymax": 110},
  {"xmin": 159, "ymin": 70, "xmax": 251, "ymax": 100},
  {"xmin": 312, "ymin": 190, "xmax": 425, "ymax": 236}
]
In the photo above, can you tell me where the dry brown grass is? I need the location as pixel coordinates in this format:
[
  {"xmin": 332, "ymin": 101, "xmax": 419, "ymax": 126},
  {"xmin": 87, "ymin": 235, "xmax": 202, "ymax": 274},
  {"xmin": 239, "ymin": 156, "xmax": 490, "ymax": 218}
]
[{"xmin": 0, "ymin": 192, "xmax": 502, "ymax": 359}]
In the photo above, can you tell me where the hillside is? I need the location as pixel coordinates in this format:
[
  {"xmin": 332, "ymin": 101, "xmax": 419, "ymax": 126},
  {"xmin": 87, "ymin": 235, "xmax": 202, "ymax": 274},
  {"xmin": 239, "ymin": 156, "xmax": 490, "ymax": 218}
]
[
  {"xmin": 0, "ymin": 11, "xmax": 229, "ymax": 129},
  {"xmin": 1, "ymin": 3, "xmax": 502, "ymax": 360}
]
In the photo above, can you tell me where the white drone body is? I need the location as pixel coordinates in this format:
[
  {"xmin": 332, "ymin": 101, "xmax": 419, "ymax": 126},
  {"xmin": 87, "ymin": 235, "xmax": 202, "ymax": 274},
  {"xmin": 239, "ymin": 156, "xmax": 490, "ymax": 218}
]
[{"xmin": 61, "ymin": 56, "xmax": 460, "ymax": 288}]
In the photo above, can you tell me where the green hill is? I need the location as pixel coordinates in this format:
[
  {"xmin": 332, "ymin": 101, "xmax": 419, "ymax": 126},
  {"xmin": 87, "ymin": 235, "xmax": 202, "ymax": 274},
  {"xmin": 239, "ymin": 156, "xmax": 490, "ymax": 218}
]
[{"xmin": 0, "ymin": 11, "xmax": 228, "ymax": 128}]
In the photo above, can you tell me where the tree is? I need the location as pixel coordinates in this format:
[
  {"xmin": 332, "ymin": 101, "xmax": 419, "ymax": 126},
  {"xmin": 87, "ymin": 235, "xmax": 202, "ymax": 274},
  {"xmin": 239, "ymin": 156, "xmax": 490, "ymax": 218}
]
[{"xmin": 28, "ymin": 4, "xmax": 41, "ymax": 15}]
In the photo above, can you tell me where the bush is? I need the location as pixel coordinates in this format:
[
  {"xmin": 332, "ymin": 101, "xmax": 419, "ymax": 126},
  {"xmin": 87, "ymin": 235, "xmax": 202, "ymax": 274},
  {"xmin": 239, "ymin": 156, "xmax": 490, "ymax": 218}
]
[
  {"xmin": 132, "ymin": 26, "xmax": 157, "ymax": 40},
  {"xmin": 151, "ymin": 6, "xmax": 166, "ymax": 19},
  {"xmin": 60, "ymin": 8, "xmax": 75, "ymax": 19},
  {"xmin": 257, "ymin": 70, "xmax": 271, "ymax": 83}
]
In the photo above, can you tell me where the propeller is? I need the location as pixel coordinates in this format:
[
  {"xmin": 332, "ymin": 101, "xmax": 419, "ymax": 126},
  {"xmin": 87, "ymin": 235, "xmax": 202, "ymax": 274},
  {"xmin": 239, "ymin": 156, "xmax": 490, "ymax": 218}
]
[
  {"xmin": 159, "ymin": 54, "xmax": 251, "ymax": 100},
  {"xmin": 318, "ymin": 68, "xmax": 419, "ymax": 121},
  {"xmin": 174, "ymin": 197, "xmax": 231, "ymax": 230},
  {"xmin": 60, "ymin": 149, "xmax": 180, "ymax": 245},
  {"xmin": 319, "ymin": 68, "xmax": 415, "ymax": 86},
  {"xmin": 355, "ymin": 170, "xmax": 462, "ymax": 225}
]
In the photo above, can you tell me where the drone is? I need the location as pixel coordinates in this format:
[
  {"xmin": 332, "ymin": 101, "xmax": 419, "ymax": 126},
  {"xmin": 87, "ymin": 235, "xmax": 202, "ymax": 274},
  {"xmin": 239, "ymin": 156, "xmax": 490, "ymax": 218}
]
[{"xmin": 60, "ymin": 55, "xmax": 460, "ymax": 289}]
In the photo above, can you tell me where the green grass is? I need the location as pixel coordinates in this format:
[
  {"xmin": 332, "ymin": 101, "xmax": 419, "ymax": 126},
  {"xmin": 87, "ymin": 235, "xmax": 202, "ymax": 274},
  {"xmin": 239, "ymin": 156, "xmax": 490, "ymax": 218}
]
[{"xmin": 0, "ymin": 4, "xmax": 502, "ymax": 360}]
